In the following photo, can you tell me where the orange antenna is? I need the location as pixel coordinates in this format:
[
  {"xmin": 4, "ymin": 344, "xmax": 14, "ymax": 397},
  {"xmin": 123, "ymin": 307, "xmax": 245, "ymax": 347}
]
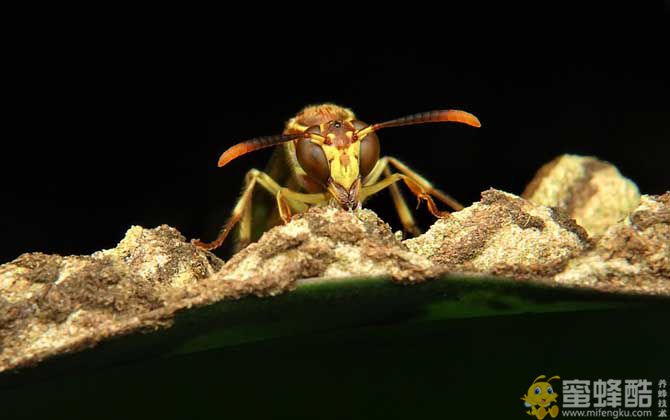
[
  {"xmin": 217, "ymin": 133, "xmax": 306, "ymax": 168},
  {"xmin": 355, "ymin": 110, "xmax": 481, "ymax": 140}
]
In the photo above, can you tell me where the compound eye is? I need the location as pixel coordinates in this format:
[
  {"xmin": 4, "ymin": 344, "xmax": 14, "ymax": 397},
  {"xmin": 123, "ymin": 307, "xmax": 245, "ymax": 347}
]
[
  {"xmin": 352, "ymin": 120, "xmax": 380, "ymax": 178},
  {"xmin": 547, "ymin": 387, "xmax": 553, "ymax": 395},
  {"xmin": 296, "ymin": 128, "xmax": 330, "ymax": 184},
  {"xmin": 534, "ymin": 387, "xmax": 541, "ymax": 395}
]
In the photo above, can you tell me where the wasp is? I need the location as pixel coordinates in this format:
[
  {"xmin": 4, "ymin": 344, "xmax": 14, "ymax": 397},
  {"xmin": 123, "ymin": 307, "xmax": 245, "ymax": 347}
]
[{"xmin": 193, "ymin": 104, "xmax": 481, "ymax": 251}]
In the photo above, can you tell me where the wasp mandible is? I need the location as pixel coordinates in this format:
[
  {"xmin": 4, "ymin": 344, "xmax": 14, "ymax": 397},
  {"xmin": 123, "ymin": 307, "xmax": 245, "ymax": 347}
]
[{"xmin": 193, "ymin": 104, "xmax": 481, "ymax": 251}]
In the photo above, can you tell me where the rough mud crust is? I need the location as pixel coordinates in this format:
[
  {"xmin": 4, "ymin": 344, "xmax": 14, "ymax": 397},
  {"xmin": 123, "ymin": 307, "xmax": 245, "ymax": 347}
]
[
  {"xmin": 0, "ymin": 209, "xmax": 433, "ymax": 373},
  {"xmin": 0, "ymin": 226, "xmax": 222, "ymax": 373},
  {"xmin": 522, "ymin": 154, "xmax": 640, "ymax": 236},
  {"xmin": 0, "ymin": 181, "xmax": 667, "ymax": 373},
  {"xmin": 217, "ymin": 207, "xmax": 435, "ymax": 285},
  {"xmin": 404, "ymin": 189, "xmax": 592, "ymax": 279},
  {"xmin": 555, "ymin": 193, "xmax": 670, "ymax": 294}
]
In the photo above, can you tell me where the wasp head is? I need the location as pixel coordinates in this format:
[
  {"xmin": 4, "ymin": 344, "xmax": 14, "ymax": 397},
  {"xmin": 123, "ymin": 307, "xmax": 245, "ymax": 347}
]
[{"xmin": 296, "ymin": 120, "xmax": 380, "ymax": 210}]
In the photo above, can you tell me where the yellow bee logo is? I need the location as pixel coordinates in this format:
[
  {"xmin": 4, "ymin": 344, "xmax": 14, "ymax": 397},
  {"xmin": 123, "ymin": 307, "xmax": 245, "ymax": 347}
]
[{"xmin": 521, "ymin": 375, "xmax": 561, "ymax": 419}]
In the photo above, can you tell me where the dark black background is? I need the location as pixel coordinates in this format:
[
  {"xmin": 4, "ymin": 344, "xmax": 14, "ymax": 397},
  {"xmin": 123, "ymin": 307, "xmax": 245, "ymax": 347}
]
[
  {"xmin": 1, "ymin": 17, "xmax": 668, "ymax": 262},
  {"xmin": 1, "ymin": 8, "xmax": 670, "ymax": 420}
]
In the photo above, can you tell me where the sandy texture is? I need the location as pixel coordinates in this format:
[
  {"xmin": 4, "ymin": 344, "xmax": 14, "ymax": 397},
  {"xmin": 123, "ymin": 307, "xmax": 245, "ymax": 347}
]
[
  {"xmin": 0, "ymin": 226, "xmax": 222, "ymax": 373},
  {"xmin": 0, "ymin": 157, "xmax": 667, "ymax": 373},
  {"xmin": 0, "ymin": 208, "xmax": 432, "ymax": 372},
  {"xmin": 404, "ymin": 189, "xmax": 592, "ymax": 279},
  {"xmin": 522, "ymin": 154, "xmax": 640, "ymax": 236},
  {"xmin": 218, "ymin": 207, "xmax": 434, "ymax": 285},
  {"xmin": 555, "ymin": 193, "xmax": 670, "ymax": 294}
]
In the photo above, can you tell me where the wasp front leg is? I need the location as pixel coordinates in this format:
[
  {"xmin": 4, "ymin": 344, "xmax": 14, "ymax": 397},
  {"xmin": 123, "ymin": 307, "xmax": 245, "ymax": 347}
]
[
  {"xmin": 362, "ymin": 156, "xmax": 463, "ymax": 235},
  {"xmin": 363, "ymin": 157, "xmax": 421, "ymax": 236},
  {"xmin": 382, "ymin": 157, "xmax": 463, "ymax": 211},
  {"xmin": 192, "ymin": 169, "xmax": 328, "ymax": 251},
  {"xmin": 235, "ymin": 171, "xmax": 295, "ymax": 250}
]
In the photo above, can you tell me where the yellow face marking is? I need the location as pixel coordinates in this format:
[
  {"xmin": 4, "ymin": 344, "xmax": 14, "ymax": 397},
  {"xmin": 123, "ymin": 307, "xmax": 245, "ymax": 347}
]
[
  {"xmin": 322, "ymin": 143, "xmax": 360, "ymax": 189},
  {"xmin": 355, "ymin": 126, "xmax": 375, "ymax": 141}
]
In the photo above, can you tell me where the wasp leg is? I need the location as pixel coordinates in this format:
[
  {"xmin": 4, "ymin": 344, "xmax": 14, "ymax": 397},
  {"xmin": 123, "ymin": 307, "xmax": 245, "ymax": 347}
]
[
  {"xmin": 235, "ymin": 171, "xmax": 295, "ymax": 250},
  {"xmin": 363, "ymin": 157, "xmax": 421, "ymax": 236},
  {"xmin": 238, "ymin": 190, "xmax": 253, "ymax": 249},
  {"xmin": 275, "ymin": 189, "xmax": 293, "ymax": 223},
  {"xmin": 361, "ymin": 173, "xmax": 451, "ymax": 219},
  {"xmin": 236, "ymin": 189, "xmax": 293, "ymax": 251},
  {"xmin": 384, "ymin": 156, "xmax": 464, "ymax": 211},
  {"xmin": 192, "ymin": 169, "xmax": 328, "ymax": 251}
]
